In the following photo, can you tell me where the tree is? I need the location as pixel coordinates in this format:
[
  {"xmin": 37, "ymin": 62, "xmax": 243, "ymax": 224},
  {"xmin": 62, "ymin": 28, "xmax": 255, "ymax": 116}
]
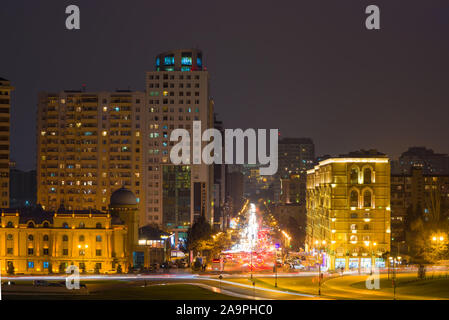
[
  {"xmin": 406, "ymin": 181, "xmax": 449, "ymax": 276},
  {"xmin": 186, "ymin": 215, "xmax": 212, "ymax": 256},
  {"xmin": 116, "ymin": 264, "xmax": 122, "ymax": 274}
]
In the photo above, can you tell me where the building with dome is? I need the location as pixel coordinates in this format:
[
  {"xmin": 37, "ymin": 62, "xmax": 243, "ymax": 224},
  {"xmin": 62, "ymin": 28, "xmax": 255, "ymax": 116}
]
[{"xmin": 0, "ymin": 188, "xmax": 171, "ymax": 274}]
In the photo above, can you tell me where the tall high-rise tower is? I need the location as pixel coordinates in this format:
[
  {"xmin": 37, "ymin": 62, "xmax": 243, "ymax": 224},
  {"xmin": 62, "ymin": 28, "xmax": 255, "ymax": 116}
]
[
  {"xmin": 0, "ymin": 77, "xmax": 13, "ymax": 208},
  {"xmin": 144, "ymin": 49, "xmax": 214, "ymax": 244}
]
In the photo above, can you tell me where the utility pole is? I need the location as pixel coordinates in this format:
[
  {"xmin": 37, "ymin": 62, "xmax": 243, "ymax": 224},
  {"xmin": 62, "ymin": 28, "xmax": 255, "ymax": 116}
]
[
  {"xmin": 250, "ymin": 248, "xmax": 253, "ymax": 280},
  {"xmin": 274, "ymin": 250, "xmax": 278, "ymax": 288},
  {"xmin": 393, "ymin": 258, "xmax": 397, "ymax": 300},
  {"xmin": 318, "ymin": 261, "xmax": 322, "ymax": 296}
]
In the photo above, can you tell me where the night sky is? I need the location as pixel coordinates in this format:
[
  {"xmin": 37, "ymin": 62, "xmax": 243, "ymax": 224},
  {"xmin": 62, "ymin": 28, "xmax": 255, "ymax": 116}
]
[{"xmin": 1, "ymin": 0, "xmax": 449, "ymax": 171}]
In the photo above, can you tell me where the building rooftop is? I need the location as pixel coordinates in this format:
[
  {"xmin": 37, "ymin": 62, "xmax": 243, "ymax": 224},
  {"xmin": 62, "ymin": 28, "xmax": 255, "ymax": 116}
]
[
  {"xmin": 338, "ymin": 149, "xmax": 386, "ymax": 158},
  {"xmin": 0, "ymin": 206, "xmax": 118, "ymax": 225}
]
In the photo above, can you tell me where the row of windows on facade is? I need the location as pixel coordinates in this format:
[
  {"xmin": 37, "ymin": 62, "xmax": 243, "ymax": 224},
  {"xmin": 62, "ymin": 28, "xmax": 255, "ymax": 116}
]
[
  {"xmin": 22, "ymin": 261, "xmax": 103, "ymax": 270},
  {"xmin": 310, "ymin": 189, "xmax": 374, "ymax": 208},
  {"xmin": 148, "ymin": 99, "xmax": 201, "ymax": 105},
  {"xmin": 149, "ymin": 115, "xmax": 200, "ymax": 122},
  {"xmin": 5, "ymin": 248, "xmax": 104, "ymax": 257},
  {"xmin": 350, "ymin": 190, "xmax": 374, "ymax": 208},
  {"xmin": 5, "ymin": 233, "xmax": 103, "ymax": 243},
  {"xmin": 3, "ymin": 221, "xmax": 105, "ymax": 229},
  {"xmin": 148, "ymin": 74, "xmax": 201, "ymax": 80},
  {"xmin": 350, "ymin": 167, "xmax": 374, "ymax": 184}
]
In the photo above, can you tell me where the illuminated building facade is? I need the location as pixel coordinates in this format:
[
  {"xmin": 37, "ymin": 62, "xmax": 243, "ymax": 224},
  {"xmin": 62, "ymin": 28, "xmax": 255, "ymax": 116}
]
[
  {"xmin": 37, "ymin": 90, "xmax": 145, "ymax": 223},
  {"xmin": 306, "ymin": 151, "xmax": 391, "ymax": 271},
  {"xmin": 0, "ymin": 188, "xmax": 170, "ymax": 274},
  {"xmin": 145, "ymin": 49, "xmax": 214, "ymax": 243},
  {"xmin": 0, "ymin": 77, "xmax": 13, "ymax": 208}
]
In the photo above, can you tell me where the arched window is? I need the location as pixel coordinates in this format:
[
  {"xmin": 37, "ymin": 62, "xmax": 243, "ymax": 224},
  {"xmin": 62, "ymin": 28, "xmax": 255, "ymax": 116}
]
[
  {"xmin": 350, "ymin": 168, "xmax": 359, "ymax": 184},
  {"xmin": 6, "ymin": 221, "xmax": 13, "ymax": 228},
  {"xmin": 43, "ymin": 235, "xmax": 49, "ymax": 241},
  {"xmin": 350, "ymin": 190, "xmax": 359, "ymax": 207},
  {"xmin": 363, "ymin": 168, "xmax": 372, "ymax": 184},
  {"xmin": 62, "ymin": 222, "xmax": 69, "ymax": 229},
  {"xmin": 96, "ymin": 223, "xmax": 102, "ymax": 229},
  {"xmin": 79, "ymin": 222, "xmax": 85, "ymax": 229},
  {"xmin": 79, "ymin": 235, "xmax": 85, "ymax": 242},
  {"xmin": 350, "ymin": 224, "xmax": 357, "ymax": 230},
  {"xmin": 363, "ymin": 190, "xmax": 372, "ymax": 208},
  {"xmin": 27, "ymin": 222, "xmax": 35, "ymax": 228},
  {"xmin": 43, "ymin": 222, "xmax": 50, "ymax": 228},
  {"xmin": 350, "ymin": 235, "xmax": 358, "ymax": 242},
  {"xmin": 7, "ymin": 234, "xmax": 13, "ymax": 240},
  {"xmin": 96, "ymin": 235, "xmax": 102, "ymax": 242},
  {"xmin": 62, "ymin": 235, "xmax": 69, "ymax": 242},
  {"xmin": 28, "ymin": 234, "xmax": 34, "ymax": 241},
  {"xmin": 364, "ymin": 224, "xmax": 370, "ymax": 230}
]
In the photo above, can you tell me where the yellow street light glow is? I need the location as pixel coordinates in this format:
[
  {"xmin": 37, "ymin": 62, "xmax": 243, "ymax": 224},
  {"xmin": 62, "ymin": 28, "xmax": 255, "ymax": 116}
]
[
  {"xmin": 432, "ymin": 236, "xmax": 437, "ymax": 241},
  {"xmin": 322, "ymin": 240, "xmax": 326, "ymax": 245},
  {"xmin": 332, "ymin": 229, "xmax": 336, "ymax": 233},
  {"xmin": 331, "ymin": 240, "xmax": 336, "ymax": 244},
  {"xmin": 373, "ymin": 242, "xmax": 377, "ymax": 246},
  {"xmin": 315, "ymin": 240, "xmax": 319, "ymax": 245},
  {"xmin": 331, "ymin": 218, "xmax": 336, "ymax": 222},
  {"xmin": 440, "ymin": 236, "xmax": 444, "ymax": 241},
  {"xmin": 364, "ymin": 218, "xmax": 371, "ymax": 222},
  {"xmin": 386, "ymin": 229, "xmax": 391, "ymax": 233}
]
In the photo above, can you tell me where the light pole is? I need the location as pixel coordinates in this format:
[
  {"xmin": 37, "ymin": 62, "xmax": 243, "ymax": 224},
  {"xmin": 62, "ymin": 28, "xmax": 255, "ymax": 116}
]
[
  {"xmin": 250, "ymin": 248, "xmax": 253, "ymax": 280},
  {"xmin": 273, "ymin": 249, "xmax": 278, "ymax": 288}
]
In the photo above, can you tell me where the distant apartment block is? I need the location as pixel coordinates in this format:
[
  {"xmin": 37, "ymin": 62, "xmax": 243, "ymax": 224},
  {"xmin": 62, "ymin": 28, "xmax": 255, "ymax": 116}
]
[{"xmin": 0, "ymin": 77, "xmax": 13, "ymax": 208}]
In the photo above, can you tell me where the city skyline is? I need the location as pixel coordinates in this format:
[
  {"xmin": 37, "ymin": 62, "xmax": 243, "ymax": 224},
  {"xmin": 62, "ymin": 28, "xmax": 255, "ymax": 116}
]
[{"xmin": 1, "ymin": 0, "xmax": 449, "ymax": 171}]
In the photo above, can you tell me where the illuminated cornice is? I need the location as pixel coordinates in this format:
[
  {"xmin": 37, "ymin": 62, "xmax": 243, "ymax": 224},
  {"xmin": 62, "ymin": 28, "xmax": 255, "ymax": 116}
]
[{"xmin": 307, "ymin": 157, "xmax": 389, "ymax": 174}]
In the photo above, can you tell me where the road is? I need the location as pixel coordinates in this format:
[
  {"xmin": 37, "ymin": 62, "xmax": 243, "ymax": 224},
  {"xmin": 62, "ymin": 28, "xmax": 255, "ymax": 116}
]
[{"xmin": 4, "ymin": 270, "xmax": 448, "ymax": 300}]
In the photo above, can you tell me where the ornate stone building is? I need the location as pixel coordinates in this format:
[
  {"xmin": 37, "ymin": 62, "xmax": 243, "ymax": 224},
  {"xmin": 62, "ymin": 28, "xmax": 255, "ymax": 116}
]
[
  {"xmin": 0, "ymin": 188, "xmax": 143, "ymax": 274},
  {"xmin": 306, "ymin": 151, "xmax": 391, "ymax": 271}
]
